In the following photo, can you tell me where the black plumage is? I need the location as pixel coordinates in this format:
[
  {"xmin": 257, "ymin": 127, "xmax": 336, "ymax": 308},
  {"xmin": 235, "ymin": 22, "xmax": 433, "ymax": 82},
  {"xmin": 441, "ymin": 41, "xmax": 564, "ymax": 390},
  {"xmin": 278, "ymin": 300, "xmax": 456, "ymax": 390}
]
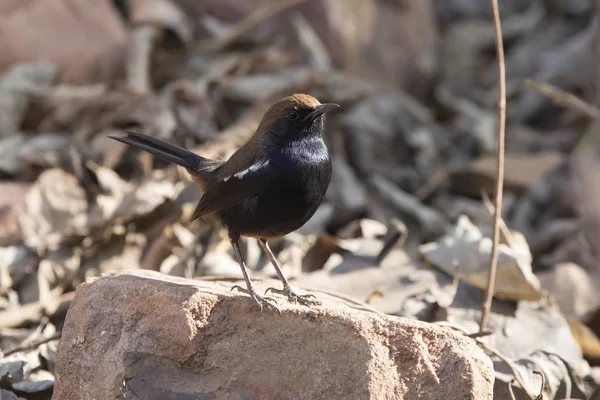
[{"xmin": 110, "ymin": 94, "xmax": 338, "ymax": 311}]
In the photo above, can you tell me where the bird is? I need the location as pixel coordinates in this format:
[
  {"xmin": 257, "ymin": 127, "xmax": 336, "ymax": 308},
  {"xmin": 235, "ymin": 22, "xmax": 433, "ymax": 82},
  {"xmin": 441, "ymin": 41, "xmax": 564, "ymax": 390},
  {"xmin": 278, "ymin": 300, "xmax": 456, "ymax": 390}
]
[{"xmin": 110, "ymin": 94, "xmax": 339, "ymax": 312}]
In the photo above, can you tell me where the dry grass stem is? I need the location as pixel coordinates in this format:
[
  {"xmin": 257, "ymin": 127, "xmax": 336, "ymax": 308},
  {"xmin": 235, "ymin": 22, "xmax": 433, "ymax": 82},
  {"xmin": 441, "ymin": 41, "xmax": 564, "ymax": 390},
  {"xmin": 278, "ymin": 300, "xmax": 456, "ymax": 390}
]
[
  {"xmin": 508, "ymin": 380, "xmax": 517, "ymax": 400},
  {"xmin": 480, "ymin": 0, "xmax": 507, "ymax": 332},
  {"xmin": 525, "ymin": 79, "xmax": 600, "ymax": 119},
  {"xmin": 481, "ymin": 189, "xmax": 515, "ymax": 248},
  {"xmin": 533, "ymin": 370, "xmax": 545, "ymax": 400}
]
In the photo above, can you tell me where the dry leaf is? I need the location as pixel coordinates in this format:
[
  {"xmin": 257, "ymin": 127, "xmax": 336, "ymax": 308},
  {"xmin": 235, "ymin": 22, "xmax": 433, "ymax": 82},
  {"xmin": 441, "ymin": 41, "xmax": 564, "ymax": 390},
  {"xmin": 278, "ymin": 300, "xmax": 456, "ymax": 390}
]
[
  {"xmin": 19, "ymin": 169, "xmax": 88, "ymax": 251},
  {"xmin": 95, "ymin": 234, "xmax": 145, "ymax": 274},
  {"xmin": 197, "ymin": 251, "xmax": 243, "ymax": 278},
  {"xmin": 420, "ymin": 215, "xmax": 542, "ymax": 301},
  {"xmin": 37, "ymin": 248, "xmax": 81, "ymax": 304},
  {"xmin": 88, "ymin": 162, "xmax": 180, "ymax": 222},
  {"xmin": 495, "ymin": 351, "xmax": 589, "ymax": 400},
  {"xmin": 0, "ymin": 389, "xmax": 26, "ymax": 400},
  {"xmin": 337, "ymin": 219, "xmax": 388, "ymax": 240},
  {"xmin": 0, "ymin": 62, "xmax": 58, "ymax": 138},
  {"xmin": 11, "ymin": 369, "xmax": 54, "ymax": 393},
  {"xmin": 569, "ymin": 320, "xmax": 600, "ymax": 360},
  {"xmin": 0, "ymin": 133, "xmax": 71, "ymax": 177},
  {"xmin": 537, "ymin": 262, "xmax": 600, "ymax": 321},
  {"xmin": 296, "ymin": 240, "xmax": 423, "ymax": 314},
  {"xmin": 0, "ymin": 183, "xmax": 31, "ymax": 241},
  {"xmin": 0, "ymin": 351, "xmax": 41, "ymax": 386},
  {"xmin": 0, "ymin": 247, "xmax": 38, "ymax": 295}
]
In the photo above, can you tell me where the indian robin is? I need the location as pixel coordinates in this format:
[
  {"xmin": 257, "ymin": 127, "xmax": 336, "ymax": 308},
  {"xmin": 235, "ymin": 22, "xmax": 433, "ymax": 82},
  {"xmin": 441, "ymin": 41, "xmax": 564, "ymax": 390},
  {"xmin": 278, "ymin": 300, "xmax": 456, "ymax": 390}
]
[{"xmin": 110, "ymin": 94, "xmax": 339, "ymax": 311}]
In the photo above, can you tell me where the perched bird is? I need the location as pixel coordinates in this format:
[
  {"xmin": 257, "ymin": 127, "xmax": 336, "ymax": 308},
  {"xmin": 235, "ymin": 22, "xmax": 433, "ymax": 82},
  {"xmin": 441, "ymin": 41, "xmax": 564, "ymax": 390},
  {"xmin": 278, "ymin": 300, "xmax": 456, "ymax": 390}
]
[{"xmin": 110, "ymin": 94, "xmax": 339, "ymax": 311}]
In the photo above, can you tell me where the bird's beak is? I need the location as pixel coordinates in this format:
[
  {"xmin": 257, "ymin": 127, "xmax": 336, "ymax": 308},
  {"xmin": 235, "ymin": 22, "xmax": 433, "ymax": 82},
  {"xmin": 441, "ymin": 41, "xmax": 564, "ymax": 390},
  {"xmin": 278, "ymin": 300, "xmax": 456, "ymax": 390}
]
[{"xmin": 304, "ymin": 103, "xmax": 340, "ymax": 121}]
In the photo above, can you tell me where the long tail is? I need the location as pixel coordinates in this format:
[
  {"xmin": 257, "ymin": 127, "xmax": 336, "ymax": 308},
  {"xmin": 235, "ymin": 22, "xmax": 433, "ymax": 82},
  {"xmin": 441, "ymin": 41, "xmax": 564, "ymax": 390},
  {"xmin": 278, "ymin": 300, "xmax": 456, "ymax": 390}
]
[{"xmin": 109, "ymin": 132, "xmax": 220, "ymax": 190}]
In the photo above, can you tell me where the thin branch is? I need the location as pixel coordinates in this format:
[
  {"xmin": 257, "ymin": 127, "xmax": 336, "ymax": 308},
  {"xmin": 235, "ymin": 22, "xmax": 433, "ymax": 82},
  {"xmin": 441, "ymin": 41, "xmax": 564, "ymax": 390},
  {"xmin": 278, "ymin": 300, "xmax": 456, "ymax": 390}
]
[
  {"xmin": 0, "ymin": 291, "xmax": 74, "ymax": 329},
  {"xmin": 376, "ymin": 218, "xmax": 408, "ymax": 265},
  {"xmin": 597, "ymin": 4, "xmax": 600, "ymax": 109},
  {"xmin": 533, "ymin": 370, "xmax": 545, "ymax": 400},
  {"xmin": 480, "ymin": 0, "xmax": 507, "ymax": 332},
  {"xmin": 1, "ymin": 332, "xmax": 62, "ymax": 358},
  {"xmin": 525, "ymin": 79, "xmax": 600, "ymax": 119},
  {"xmin": 415, "ymin": 168, "xmax": 448, "ymax": 200},
  {"xmin": 467, "ymin": 330, "xmax": 493, "ymax": 339},
  {"xmin": 194, "ymin": 0, "xmax": 312, "ymax": 51},
  {"xmin": 508, "ymin": 380, "xmax": 517, "ymax": 400},
  {"xmin": 481, "ymin": 189, "xmax": 515, "ymax": 248}
]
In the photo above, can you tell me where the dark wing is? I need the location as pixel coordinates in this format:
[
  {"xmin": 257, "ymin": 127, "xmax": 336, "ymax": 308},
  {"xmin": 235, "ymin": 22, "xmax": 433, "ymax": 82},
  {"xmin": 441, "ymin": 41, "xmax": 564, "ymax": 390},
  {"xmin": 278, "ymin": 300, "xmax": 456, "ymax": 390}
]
[{"xmin": 190, "ymin": 159, "xmax": 274, "ymax": 221}]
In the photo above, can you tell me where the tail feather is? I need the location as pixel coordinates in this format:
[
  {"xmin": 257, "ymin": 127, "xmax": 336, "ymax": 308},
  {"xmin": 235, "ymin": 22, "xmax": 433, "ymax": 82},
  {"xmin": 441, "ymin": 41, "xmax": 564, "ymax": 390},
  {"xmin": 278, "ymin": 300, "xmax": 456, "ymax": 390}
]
[
  {"xmin": 109, "ymin": 132, "xmax": 220, "ymax": 189},
  {"xmin": 109, "ymin": 132, "xmax": 203, "ymax": 168}
]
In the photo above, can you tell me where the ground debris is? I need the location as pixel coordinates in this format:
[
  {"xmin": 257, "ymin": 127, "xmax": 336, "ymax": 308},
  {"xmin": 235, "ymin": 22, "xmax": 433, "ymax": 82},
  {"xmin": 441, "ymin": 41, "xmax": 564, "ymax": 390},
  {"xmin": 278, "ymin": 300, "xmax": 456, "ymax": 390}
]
[{"xmin": 0, "ymin": 0, "xmax": 598, "ymax": 398}]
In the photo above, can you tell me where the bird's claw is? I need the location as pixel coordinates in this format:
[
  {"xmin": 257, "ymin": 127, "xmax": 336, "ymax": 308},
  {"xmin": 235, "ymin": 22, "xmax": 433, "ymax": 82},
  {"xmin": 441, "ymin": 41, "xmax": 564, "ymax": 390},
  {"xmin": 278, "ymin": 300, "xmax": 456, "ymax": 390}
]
[
  {"xmin": 231, "ymin": 285, "xmax": 280, "ymax": 313},
  {"xmin": 265, "ymin": 286, "xmax": 321, "ymax": 307}
]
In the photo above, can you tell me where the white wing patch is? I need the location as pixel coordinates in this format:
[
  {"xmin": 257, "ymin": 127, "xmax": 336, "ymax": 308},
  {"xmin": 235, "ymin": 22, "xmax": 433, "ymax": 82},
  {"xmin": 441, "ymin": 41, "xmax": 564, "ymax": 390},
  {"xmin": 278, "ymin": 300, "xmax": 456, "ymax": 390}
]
[{"xmin": 222, "ymin": 160, "xmax": 270, "ymax": 182}]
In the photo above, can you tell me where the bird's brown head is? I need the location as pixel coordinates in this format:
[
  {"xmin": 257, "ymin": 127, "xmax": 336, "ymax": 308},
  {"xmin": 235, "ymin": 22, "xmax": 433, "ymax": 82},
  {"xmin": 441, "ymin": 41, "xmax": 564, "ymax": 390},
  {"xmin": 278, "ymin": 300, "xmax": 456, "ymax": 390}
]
[{"xmin": 257, "ymin": 94, "xmax": 339, "ymax": 144}]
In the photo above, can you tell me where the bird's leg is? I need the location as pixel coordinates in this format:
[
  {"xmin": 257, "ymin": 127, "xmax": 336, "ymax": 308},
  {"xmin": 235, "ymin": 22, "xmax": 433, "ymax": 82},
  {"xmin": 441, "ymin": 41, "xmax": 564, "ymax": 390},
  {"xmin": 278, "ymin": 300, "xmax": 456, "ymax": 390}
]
[
  {"xmin": 259, "ymin": 239, "xmax": 321, "ymax": 306},
  {"xmin": 230, "ymin": 238, "xmax": 280, "ymax": 313}
]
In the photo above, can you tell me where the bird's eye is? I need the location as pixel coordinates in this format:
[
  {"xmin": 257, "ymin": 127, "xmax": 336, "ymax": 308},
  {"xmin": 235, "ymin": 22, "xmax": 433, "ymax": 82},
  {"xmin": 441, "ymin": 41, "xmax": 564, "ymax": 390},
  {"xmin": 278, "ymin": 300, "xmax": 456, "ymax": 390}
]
[{"xmin": 288, "ymin": 111, "xmax": 299, "ymax": 121}]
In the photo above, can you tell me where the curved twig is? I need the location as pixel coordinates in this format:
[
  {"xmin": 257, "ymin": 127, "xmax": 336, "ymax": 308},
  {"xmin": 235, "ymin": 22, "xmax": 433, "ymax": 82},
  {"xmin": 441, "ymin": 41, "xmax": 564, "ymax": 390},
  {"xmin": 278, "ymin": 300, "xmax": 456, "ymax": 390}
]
[
  {"xmin": 508, "ymin": 379, "xmax": 517, "ymax": 400},
  {"xmin": 1, "ymin": 332, "xmax": 62, "ymax": 359},
  {"xmin": 533, "ymin": 370, "xmax": 546, "ymax": 400}
]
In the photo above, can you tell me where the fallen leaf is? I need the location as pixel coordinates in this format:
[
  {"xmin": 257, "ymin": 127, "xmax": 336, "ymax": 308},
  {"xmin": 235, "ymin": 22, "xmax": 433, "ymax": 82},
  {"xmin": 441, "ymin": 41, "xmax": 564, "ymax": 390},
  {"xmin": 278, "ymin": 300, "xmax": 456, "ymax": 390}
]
[
  {"xmin": 19, "ymin": 169, "xmax": 88, "ymax": 251},
  {"xmin": 337, "ymin": 218, "xmax": 388, "ymax": 240},
  {"xmin": 494, "ymin": 351, "xmax": 589, "ymax": 400},
  {"xmin": 0, "ymin": 389, "xmax": 26, "ymax": 400},
  {"xmin": 4, "ymin": 133, "xmax": 71, "ymax": 177},
  {"xmin": 537, "ymin": 262, "xmax": 600, "ymax": 321},
  {"xmin": 37, "ymin": 248, "xmax": 81, "ymax": 304},
  {"xmin": 420, "ymin": 215, "xmax": 542, "ymax": 301},
  {"xmin": 0, "ymin": 351, "xmax": 41, "ymax": 385},
  {"xmin": 38, "ymin": 326, "xmax": 59, "ymax": 373},
  {"xmin": 80, "ymin": 233, "xmax": 145, "ymax": 279},
  {"xmin": 87, "ymin": 162, "xmax": 181, "ymax": 226},
  {"xmin": 0, "ymin": 246, "xmax": 38, "ymax": 294},
  {"xmin": 569, "ymin": 319, "xmax": 600, "ymax": 360},
  {"xmin": 0, "ymin": 62, "xmax": 58, "ymax": 138},
  {"xmin": 11, "ymin": 369, "xmax": 54, "ymax": 393}
]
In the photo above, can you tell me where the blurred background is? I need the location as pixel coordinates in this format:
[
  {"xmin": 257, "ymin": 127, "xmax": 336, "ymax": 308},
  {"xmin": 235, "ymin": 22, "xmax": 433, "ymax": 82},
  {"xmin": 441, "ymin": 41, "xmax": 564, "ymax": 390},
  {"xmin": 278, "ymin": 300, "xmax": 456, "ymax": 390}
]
[{"xmin": 0, "ymin": 0, "xmax": 599, "ymax": 398}]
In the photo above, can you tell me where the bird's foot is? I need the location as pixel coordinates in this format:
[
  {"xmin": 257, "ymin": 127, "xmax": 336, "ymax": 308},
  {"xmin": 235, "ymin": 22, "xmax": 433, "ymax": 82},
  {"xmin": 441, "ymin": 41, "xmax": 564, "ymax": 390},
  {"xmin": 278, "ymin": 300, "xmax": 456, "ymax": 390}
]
[
  {"xmin": 231, "ymin": 285, "xmax": 281, "ymax": 313},
  {"xmin": 265, "ymin": 286, "xmax": 321, "ymax": 307}
]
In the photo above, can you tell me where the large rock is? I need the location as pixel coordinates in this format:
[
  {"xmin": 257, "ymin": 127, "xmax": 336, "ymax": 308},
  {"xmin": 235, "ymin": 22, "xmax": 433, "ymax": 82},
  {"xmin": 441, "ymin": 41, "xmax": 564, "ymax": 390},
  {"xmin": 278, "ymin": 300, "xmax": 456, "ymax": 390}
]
[{"xmin": 54, "ymin": 270, "xmax": 494, "ymax": 399}]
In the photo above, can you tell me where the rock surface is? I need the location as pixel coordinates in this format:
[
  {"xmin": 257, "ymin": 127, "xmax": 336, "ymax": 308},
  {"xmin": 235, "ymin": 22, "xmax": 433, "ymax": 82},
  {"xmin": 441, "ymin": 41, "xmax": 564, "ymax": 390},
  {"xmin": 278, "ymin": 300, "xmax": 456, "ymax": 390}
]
[{"xmin": 53, "ymin": 270, "xmax": 494, "ymax": 400}]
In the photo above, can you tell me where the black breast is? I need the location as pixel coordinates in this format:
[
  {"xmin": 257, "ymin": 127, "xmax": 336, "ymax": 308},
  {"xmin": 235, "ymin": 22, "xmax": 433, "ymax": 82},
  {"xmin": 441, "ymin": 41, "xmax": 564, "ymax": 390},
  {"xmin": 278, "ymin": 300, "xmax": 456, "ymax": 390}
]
[{"xmin": 222, "ymin": 137, "xmax": 332, "ymax": 239}]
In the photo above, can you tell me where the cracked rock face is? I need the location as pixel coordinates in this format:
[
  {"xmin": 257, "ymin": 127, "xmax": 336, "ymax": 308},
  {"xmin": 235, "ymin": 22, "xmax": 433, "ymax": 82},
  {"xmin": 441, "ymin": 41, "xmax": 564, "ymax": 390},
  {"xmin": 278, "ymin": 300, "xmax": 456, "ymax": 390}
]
[{"xmin": 53, "ymin": 270, "xmax": 494, "ymax": 399}]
